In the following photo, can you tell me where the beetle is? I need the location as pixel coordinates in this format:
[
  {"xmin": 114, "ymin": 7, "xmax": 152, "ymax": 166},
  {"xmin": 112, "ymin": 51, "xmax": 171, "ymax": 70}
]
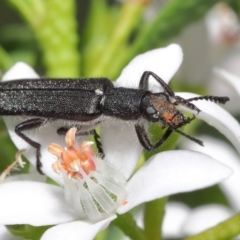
[{"xmin": 0, "ymin": 71, "xmax": 229, "ymax": 174}]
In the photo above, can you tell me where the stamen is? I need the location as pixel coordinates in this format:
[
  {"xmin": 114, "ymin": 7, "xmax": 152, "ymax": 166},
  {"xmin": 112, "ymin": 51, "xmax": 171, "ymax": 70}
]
[
  {"xmin": 52, "ymin": 160, "xmax": 62, "ymax": 173},
  {"xmin": 65, "ymin": 127, "xmax": 77, "ymax": 147},
  {"xmin": 48, "ymin": 127, "xmax": 127, "ymax": 221},
  {"xmin": 48, "ymin": 143, "xmax": 63, "ymax": 157},
  {"xmin": 0, "ymin": 149, "xmax": 26, "ymax": 183}
]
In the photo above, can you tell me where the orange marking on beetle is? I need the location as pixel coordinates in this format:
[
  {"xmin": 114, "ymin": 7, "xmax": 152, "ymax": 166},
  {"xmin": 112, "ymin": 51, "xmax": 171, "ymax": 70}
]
[{"xmin": 163, "ymin": 112, "xmax": 174, "ymax": 122}]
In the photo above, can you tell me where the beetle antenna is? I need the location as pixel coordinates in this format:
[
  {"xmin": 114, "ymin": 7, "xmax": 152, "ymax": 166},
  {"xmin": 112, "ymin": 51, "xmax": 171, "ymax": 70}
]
[
  {"xmin": 173, "ymin": 128, "xmax": 204, "ymax": 146},
  {"xmin": 186, "ymin": 96, "xmax": 229, "ymax": 104},
  {"xmin": 174, "ymin": 96, "xmax": 201, "ymax": 113}
]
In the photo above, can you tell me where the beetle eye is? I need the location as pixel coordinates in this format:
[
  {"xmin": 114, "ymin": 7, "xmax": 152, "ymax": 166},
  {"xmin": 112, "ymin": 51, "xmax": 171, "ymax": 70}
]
[
  {"xmin": 146, "ymin": 107, "xmax": 156, "ymax": 114},
  {"xmin": 146, "ymin": 107, "xmax": 159, "ymax": 119}
]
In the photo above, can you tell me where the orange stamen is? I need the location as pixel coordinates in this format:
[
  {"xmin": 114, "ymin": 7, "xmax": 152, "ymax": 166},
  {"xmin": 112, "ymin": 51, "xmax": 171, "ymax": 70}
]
[{"xmin": 49, "ymin": 128, "xmax": 97, "ymax": 178}]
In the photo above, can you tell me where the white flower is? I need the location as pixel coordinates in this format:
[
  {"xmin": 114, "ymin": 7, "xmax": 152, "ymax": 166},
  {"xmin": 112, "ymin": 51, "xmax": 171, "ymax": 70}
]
[
  {"xmin": 166, "ymin": 154, "xmax": 237, "ymax": 237},
  {"xmin": 208, "ymin": 69, "xmax": 240, "ymax": 209},
  {"xmin": 214, "ymin": 68, "xmax": 240, "ymax": 97},
  {"xmin": 172, "ymin": 136, "xmax": 239, "ymax": 238},
  {"xmin": 160, "ymin": 68, "xmax": 240, "ymax": 238},
  {"xmin": 159, "ymin": 69, "xmax": 240, "ymax": 238},
  {"xmin": 163, "ymin": 202, "xmax": 234, "ymax": 238},
  {"xmin": 205, "ymin": 3, "xmax": 240, "ymax": 47},
  {"xmin": 0, "ymin": 44, "xmax": 235, "ymax": 239}
]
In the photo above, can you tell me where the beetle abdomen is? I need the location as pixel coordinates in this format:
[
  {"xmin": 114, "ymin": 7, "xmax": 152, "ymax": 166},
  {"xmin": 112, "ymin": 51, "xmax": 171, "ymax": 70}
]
[{"xmin": 0, "ymin": 78, "xmax": 114, "ymax": 121}]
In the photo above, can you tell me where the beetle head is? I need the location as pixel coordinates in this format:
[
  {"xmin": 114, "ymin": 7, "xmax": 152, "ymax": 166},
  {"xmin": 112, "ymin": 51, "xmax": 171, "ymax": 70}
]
[
  {"xmin": 141, "ymin": 93, "xmax": 189, "ymax": 127},
  {"xmin": 141, "ymin": 92, "xmax": 203, "ymax": 146}
]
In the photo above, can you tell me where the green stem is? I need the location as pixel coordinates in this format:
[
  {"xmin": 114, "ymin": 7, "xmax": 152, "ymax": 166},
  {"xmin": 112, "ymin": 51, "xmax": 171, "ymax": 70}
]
[
  {"xmin": 112, "ymin": 213, "xmax": 146, "ymax": 240},
  {"xmin": 95, "ymin": 228, "xmax": 108, "ymax": 240},
  {"xmin": 0, "ymin": 46, "xmax": 13, "ymax": 71},
  {"xmin": 83, "ymin": 0, "xmax": 115, "ymax": 76},
  {"xmin": 92, "ymin": 0, "xmax": 147, "ymax": 76},
  {"xmin": 83, "ymin": 0, "xmax": 110, "ymax": 45},
  {"xmin": 185, "ymin": 212, "xmax": 240, "ymax": 240},
  {"xmin": 144, "ymin": 197, "xmax": 167, "ymax": 240},
  {"xmin": 237, "ymin": 0, "xmax": 240, "ymax": 13}
]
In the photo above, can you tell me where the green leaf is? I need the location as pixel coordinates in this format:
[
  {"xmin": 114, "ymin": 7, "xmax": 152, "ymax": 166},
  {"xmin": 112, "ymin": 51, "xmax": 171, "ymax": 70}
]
[
  {"xmin": 0, "ymin": 46, "xmax": 13, "ymax": 71},
  {"xmin": 0, "ymin": 118, "xmax": 17, "ymax": 170},
  {"xmin": 7, "ymin": 224, "xmax": 53, "ymax": 240},
  {"xmin": 185, "ymin": 212, "xmax": 240, "ymax": 240}
]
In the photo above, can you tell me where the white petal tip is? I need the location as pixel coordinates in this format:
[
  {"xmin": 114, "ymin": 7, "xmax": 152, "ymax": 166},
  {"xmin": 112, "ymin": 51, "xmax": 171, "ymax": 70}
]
[
  {"xmin": 116, "ymin": 44, "xmax": 183, "ymax": 89},
  {"xmin": 167, "ymin": 43, "xmax": 183, "ymax": 54},
  {"xmin": 2, "ymin": 62, "xmax": 39, "ymax": 81}
]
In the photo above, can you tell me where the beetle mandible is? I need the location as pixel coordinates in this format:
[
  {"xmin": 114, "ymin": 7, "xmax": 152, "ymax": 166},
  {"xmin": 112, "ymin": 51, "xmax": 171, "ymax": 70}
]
[{"xmin": 0, "ymin": 71, "xmax": 229, "ymax": 174}]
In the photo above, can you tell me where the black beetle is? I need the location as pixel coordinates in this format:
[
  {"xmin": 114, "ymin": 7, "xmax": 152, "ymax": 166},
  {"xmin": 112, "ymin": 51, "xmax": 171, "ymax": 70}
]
[{"xmin": 0, "ymin": 71, "xmax": 229, "ymax": 173}]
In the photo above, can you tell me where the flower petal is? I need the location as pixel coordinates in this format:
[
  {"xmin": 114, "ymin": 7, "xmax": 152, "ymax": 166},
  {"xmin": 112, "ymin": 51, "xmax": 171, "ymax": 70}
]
[
  {"xmin": 5, "ymin": 172, "xmax": 46, "ymax": 183},
  {"xmin": 0, "ymin": 181, "xmax": 77, "ymax": 226},
  {"xmin": 181, "ymin": 136, "xmax": 240, "ymax": 211},
  {"xmin": 101, "ymin": 121, "xmax": 142, "ymax": 179},
  {"xmin": 182, "ymin": 204, "xmax": 233, "ymax": 235},
  {"xmin": 176, "ymin": 92, "xmax": 240, "ymax": 155},
  {"xmin": 2, "ymin": 62, "xmax": 39, "ymax": 81},
  {"xmin": 163, "ymin": 202, "xmax": 191, "ymax": 238},
  {"xmin": 115, "ymin": 44, "xmax": 183, "ymax": 90},
  {"xmin": 40, "ymin": 216, "xmax": 116, "ymax": 240},
  {"xmin": 214, "ymin": 68, "xmax": 240, "ymax": 95},
  {"xmin": 118, "ymin": 150, "xmax": 232, "ymax": 213}
]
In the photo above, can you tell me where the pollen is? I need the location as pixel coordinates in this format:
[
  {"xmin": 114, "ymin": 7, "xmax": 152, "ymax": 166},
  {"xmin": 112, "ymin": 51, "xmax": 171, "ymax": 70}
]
[
  {"xmin": 48, "ymin": 127, "xmax": 127, "ymax": 221},
  {"xmin": 122, "ymin": 200, "xmax": 128, "ymax": 206}
]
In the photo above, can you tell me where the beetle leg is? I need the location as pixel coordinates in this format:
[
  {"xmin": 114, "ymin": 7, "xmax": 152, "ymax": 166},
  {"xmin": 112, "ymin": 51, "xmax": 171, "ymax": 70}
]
[
  {"xmin": 57, "ymin": 127, "xmax": 104, "ymax": 157},
  {"xmin": 93, "ymin": 130, "xmax": 104, "ymax": 158},
  {"xmin": 171, "ymin": 127, "xmax": 203, "ymax": 146},
  {"xmin": 15, "ymin": 118, "xmax": 47, "ymax": 174},
  {"xmin": 139, "ymin": 71, "xmax": 175, "ymax": 96},
  {"xmin": 135, "ymin": 123, "xmax": 173, "ymax": 150}
]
